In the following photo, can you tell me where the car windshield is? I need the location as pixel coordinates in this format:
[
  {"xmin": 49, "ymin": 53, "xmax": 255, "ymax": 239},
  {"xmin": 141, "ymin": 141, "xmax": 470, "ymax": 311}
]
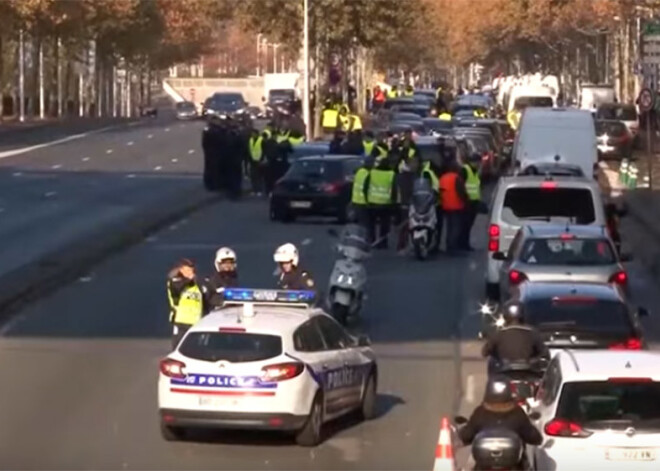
[
  {"xmin": 269, "ymin": 89, "xmax": 294, "ymax": 101},
  {"xmin": 286, "ymin": 160, "xmax": 342, "ymax": 180},
  {"xmin": 465, "ymin": 137, "xmax": 490, "ymax": 153},
  {"xmin": 211, "ymin": 94, "xmax": 244, "ymax": 107},
  {"xmin": 557, "ymin": 381, "xmax": 660, "ymax": 430},
  {"xmin": 501, "ymin": 187, "xmax": 595, "ymax": 225},
  {"xmin": 598, "ymin": 106, "xmax": 637, "ymax": 121},
  {"xmin": 514, "ymin": 96, "xmax": 553, "ymax": 109},
  {"xmin": 525, "ymin": 298, "xmax": 631, "ymax": 334},
  {"xmin": 179, "ymin": 332, "xmax": 282, "ymax": 362},
  {"xmin": 176, "ymin": 102, "xmax": 195, "ymax": 110},
  {"xmin": 519, "ymin": 238, "xmax": 615, "ymax": 265},
  {"xmin": 291, "ymin": 147, "xmax": 328, "ymax": 160}
]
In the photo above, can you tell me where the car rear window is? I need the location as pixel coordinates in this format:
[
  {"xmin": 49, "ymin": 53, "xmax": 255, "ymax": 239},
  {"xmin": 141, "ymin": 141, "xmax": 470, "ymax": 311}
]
[
  {"xmin": 501, "ymin": 187, "xmax": 596, "ymax": 225},
  {"xmin": 525, "ymin": 298, "xmax": 632, "ymax": 334},
  {"xmin": 286, "ymin": 160, "xmax": 343, "ymax": 180},
  {"xmin": 179, "ymin": 332, "xmax": 282, "ymax": 363},
  {"xmin": 557, "ymin": 381, "xmax": 660, "ymax": 430},
  {"xmin": 514, "ymin": 96, "xmax": 553, "ymax": 109},
  {"xmin": 598, "ymin": 106, "xmax": 637, "ymax": 121},
  {"xmin": 519, "ymin": 238, "xmax": 615, "ymax": 265},
  {"xmin": 596, "ymin": 121, "xmax": 627, "ymax": 136}
]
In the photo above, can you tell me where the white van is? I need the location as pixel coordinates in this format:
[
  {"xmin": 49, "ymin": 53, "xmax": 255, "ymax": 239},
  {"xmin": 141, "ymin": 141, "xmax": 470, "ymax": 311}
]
[
  {"xmin": 507, "ymin": 85, "xmax": 555, "ymax": 114},
  {"xmin": 512, "ymin": 108, "xmax": 598, "ymax": 178}
]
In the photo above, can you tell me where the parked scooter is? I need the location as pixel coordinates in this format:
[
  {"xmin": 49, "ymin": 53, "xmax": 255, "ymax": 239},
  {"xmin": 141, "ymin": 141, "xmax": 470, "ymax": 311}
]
[
  {"xmin": 326, "ymin": 224, "xmax": 370, "ymax": 325},
  {"xmin": 408, "ymin": 178, "xmax": 438, "ymax": 260}
]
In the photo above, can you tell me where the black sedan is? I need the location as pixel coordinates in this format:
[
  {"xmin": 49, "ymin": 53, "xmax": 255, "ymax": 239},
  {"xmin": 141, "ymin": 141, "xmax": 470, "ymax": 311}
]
[
  {"xmin": 270, "ymin": 155, "xmax": 363, "ymax": 223},
  {"xmin": 596, "ymin": 119, "xmax": 634, "ymax": 160}
]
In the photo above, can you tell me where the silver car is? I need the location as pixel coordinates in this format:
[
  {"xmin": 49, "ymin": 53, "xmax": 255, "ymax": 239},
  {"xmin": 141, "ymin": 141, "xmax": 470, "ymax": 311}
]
[{"xmin": 493, "ymin": 224, "xmax": 631, "ymax": 301}]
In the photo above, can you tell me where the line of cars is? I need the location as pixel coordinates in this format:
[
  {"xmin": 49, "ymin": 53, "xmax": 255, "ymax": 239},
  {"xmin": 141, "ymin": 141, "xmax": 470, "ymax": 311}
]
[{"xmin": 479, "ymin": 100, "xmax": 658, "ymax": 469}]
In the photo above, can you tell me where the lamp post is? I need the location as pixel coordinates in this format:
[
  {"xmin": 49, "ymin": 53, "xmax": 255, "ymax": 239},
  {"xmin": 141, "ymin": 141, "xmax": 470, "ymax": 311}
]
[{"xmin": 256, "ymin": 33, "xmax": 263, "ymax": 76}]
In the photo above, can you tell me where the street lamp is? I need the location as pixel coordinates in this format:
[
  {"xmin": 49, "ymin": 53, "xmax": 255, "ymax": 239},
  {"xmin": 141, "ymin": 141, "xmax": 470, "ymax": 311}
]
[
  {"xmin": 257, "ymin": 33, "xmax": 263, "ymax": 76},
  {"xmin": 303, "ymin": 0, "xmax": 311, "ymax": 139},
  {"xmin": 273, "ymin": 43, "xmax": 280, "ymax": 73}
]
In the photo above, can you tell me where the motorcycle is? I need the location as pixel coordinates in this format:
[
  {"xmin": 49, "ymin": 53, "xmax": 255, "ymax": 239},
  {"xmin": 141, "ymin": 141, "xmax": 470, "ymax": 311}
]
[
  {"xmin": 326, "ymin": 224, "xmax": 370, "ymax": 325},
  {"xmin": 491, "ymin": 359, "xmax": 547, "ymax": 411},
  {"xmin": 408, "ymin": 178, "xmax": 438, "ymax": 260}
]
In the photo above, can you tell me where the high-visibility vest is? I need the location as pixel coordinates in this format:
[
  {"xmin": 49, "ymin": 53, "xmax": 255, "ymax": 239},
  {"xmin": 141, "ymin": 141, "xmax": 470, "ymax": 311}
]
[
  {"xmin": 398, "ymin": 147, "xmax": 416, "ymax": 172},
  {"xmin": 351, "ymin": 167, "xmax": 369, "ymax": 205},
  {"xmin": 403, "ymin": 91, "xmax": 414, "ymax": 97},
  {"xmin": 350, "ymin": 114, "xmax": 362, "ymax": 131},
  {"xmin": 439, "ymin": 172, "xmax": 464, "ymax": 210},
  {"xmin": 439, "ymin": 112, "xmax": 452, "ymax": 121},
  {"xmin": 339, "ymin": 114, "xmax": 351, "ymax": 131},
  {"xmin": 375, "ymin": 144, "xmax": 388, "ymax": 158},
  {"xmin": 289, "ymin": 135, "xmax": 304, "ymax": 146},
  {"xmin": 276, "ymin": 130, "xmax": 290, "ymax": 143},
  {"xmin": 422, "ymin": 161, "xmax": 439, "ymax": 192},
  {"xmin": 367, "ymin": 169, "xmax": 395, "ymax": 205},
  {"xmin": 463, "ymin": 164, "xmax": 481, "ymax": 200},
  {"xmin": 473, "ymin": 109, "xmax": 486, "ymax": 118},
  {"xmin": 263, "ymin": 129, "xmax": 272, "ymax": 139},
  {"xmin": 435, "ymin": 87, "xmax": 443, "ymax": 99},
  {"xmin": 363, "ymin": 139, "xmax": 375, "ymax": 156},
  {"xmin": 387, "ymin": 89, "xmax": 398, "ymax": 98},
  {"xmin": 507, "ymin": 110, "xmax": 521, "ymax": 130},
  {"xmin": 167, "ymin": 283, "xmax": 203, "ymax": 325},
  {"xmin": 322, "ymin": 109, "xmax": 338, "ymax": 128},
  {"xmin": 249, "ymin": 136, "xmax": 263, "ymax": 162}
]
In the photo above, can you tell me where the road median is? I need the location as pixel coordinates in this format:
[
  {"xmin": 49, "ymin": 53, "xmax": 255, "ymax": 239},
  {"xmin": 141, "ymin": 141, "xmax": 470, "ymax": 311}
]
[{"xmin": 0, "ymin": 186, "xmax": 220, "ymax": 323}]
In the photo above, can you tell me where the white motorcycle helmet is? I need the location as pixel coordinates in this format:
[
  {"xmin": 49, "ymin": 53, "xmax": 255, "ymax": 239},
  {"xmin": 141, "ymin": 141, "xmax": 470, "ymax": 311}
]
[
  {"xmin": 273, "ymin": 243, "xmax": 299, "ymax": 267},
  {"xmin": 214, "ymin": 247, "xmax": 237, "ymax": 272}
]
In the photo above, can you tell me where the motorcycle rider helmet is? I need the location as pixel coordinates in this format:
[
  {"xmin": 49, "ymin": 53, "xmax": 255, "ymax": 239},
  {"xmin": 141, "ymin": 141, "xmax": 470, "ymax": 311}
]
[
  {"xmin": 214, "ymin": 247, "xmax": 237, "ymax": 272},
  {"xmin": 274, "ymin": 243, "xmax": 299, "ymax": 267},
  {"xmin": 484, "ymin": 377, "xmax": 514, "ymax": 404},
  {"xmin": 502, "ymin": 301, "xmax": 524, "ymax": 324}
]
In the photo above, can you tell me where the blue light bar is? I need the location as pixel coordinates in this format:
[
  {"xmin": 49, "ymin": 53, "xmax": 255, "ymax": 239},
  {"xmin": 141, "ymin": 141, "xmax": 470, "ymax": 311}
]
[{"xmin": 223, "ymin": 288, "xmax": 316, "ymax": 304}]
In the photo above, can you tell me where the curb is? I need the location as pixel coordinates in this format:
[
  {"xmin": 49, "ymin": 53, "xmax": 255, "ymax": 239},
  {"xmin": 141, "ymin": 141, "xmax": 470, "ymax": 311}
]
[{"xmin": 0, "ymin": 186, "xmax": 221, "ymax": 323}]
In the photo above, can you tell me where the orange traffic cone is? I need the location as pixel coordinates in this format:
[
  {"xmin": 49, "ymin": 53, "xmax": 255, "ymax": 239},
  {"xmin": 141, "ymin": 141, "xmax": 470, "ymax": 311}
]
[{"xmin": 432, "ymin": 417, "xmax": 456, "ymax": 471}]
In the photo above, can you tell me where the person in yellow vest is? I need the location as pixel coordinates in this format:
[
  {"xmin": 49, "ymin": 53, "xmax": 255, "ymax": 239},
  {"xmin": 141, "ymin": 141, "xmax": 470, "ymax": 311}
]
[
  {"xmin": 362, "ymin": 130, "xmax": 376, "ymax": 157},
  {"xmin": 351, "ymin": 155, "xmax": 374, "ymax": 226},
  {"xmin": 322, "ymin": 100, "xmax": 339, "ymax": 136},
  {"xmin": 507, "ymin": 108, "xmax": 521, "ymax": 131},
  {"xmin": 439, "ymin": 110, "xmax": 452, "ymax": 121},
  {"xmin": 372, "ymin": 133, "xmax": 390, "ymax": 163},
  {"xmin": 402, "ymin": 84, "xmax": 414, "ymax": 97},
  {"xmin": 248, "ymin": 128, "xmax": 265, "ymax": 195},
  {"xmin": 349, "ymin": 113, "xmax": 362, "ymax": 131},
  {"xmin": 365, "ymin": 158, "xmax": 397, "ymax": 249},
  {"xmin": 288, "ymin": 130, "xmax": 304, "ymax": 146},
  {"xmin": 473, "ymin": 108, "xmax": 487, "ymax": 118},
  {"xmin": 387, "ymin": 85, "xmax": 398, "ymax": 99},
  {"xmin": 167, "ymin": 258, "xmax": 204, "ymax": 348},
  {"xmin": 338, "ymin": 105, "xmax": 351, "ymax": 132},
  {"xmin": 459, "ymin": 152, "xmax": 482, "ymax": 251}
]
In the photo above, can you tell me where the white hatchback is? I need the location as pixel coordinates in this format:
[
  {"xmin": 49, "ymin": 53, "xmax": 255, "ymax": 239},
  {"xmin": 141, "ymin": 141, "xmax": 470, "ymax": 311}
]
[
  {"xmin": 528, "ymin": 350, "xmax": 660, "ymax": 470},
  {"xmin": 158, "ymin": 288, "xmax": 378, "ymax": 447}
]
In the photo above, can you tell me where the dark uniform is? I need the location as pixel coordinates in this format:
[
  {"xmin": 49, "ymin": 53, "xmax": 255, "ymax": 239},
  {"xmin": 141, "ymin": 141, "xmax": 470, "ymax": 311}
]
[
  {"xmin": 201, "ymin": 120, "xmax": 224, "ymax": 191},
  {"xmin": 203, "ymin": 271, "xmax": 239, "ymax": 311},
  {"xmin": 277, "ymin": 266, "xmax": 316, "ymax": 290},
  {"xmin": 482, "ymin": 325, "xmax": 549, "ymax": 363},
  {"xmin": 458, "ymin": 403, "xmax": 543, "ymax": 446}
]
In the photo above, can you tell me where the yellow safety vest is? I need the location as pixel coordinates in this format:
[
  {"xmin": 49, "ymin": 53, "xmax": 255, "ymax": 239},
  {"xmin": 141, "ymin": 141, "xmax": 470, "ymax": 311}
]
[
  {"xmin": 322, "ymin": 109, "xmax": 338, "ymax": 128},
  {"xmin": 339, "ymin": 114, "xmax": 350, "ymax": 131},
  {"xmin": 363, "ymin": 139, "xmax": 375, "ymax": 156},
  {"xmin": 387, "ymin": 89, "xmax": 398, "ymax": 98},
  {"xmin": 507, "ymin": 110, "xmax": 521, "ymax": 130},
  {"xmin": 351, "ymin": 167, "xmax": 369, "ymax": 205},
  {"xmin": 473, "ymin": 110, "xmax": 486, "ymax": 118},
  {"xmin": 398, "ymin": 147, "xmax": 416, "ymax": 172},
  {"xmin": 276, "ymin": 130, "xmax": 290, "ymax": 143},
  {"xmin": 422, "ymin": 161, "xmax": 439, "ymax": 192},
  {"xmin": 436, "ymin": 87, "xmax": 443, "ymax": 99},
  {"xmin": 463, "ymin": 164, "xmax": 481, "ymax": 200},
  {"xmin": 249, "ymin": 136, "xmax": 263, "ymax": 162},
  {"xmin": 367, "ymin": 169, "xmax": 395, "ymax": 205},
  {"xmin": 289, "ymin": 136, "xmax": 304, "ymax": 146},
  {"xmin": 439, "ymin": 112, "xmax": 452, "ymax": 121},
  {"xmin": 263, "ymin": 129, "xmax": 272, "ymax": 139},
  {"xmin": 168, "ymin": 283, "xmax": 203, "ymax": 325},
  {"xmin": 350, "ymin": 114, "xmax": 362, "ymax": 131},
  {"xmin": 403, "ymin": 90, "xmax": 414, "ymax": 96}
]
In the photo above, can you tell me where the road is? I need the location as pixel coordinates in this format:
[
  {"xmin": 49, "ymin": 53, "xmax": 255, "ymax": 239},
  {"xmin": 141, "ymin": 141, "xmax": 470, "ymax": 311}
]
[
  {"xmin": 1, "ymin": 188, "xmax": 660, "ymax": 470},
  {"xmin": 0, "ymin": 115, "xmax": 205, "ymax": 279}
]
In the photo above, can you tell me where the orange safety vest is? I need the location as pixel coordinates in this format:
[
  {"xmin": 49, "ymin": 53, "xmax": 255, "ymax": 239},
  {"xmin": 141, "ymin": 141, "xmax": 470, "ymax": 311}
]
[{"xmin": 439, "ymin": 172, "xmax": 464, "ymax": 211}]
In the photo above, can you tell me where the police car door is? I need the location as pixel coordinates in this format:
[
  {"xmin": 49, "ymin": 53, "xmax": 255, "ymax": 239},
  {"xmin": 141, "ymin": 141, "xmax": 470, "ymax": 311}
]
[{"xmin": 315, "ymin": 315, "xmax": 362, "ymax": 418}]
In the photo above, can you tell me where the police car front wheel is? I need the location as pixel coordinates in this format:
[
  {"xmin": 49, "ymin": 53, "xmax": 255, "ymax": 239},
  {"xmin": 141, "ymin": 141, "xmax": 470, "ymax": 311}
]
[
  {"xmin": 359, "ymin": 374, "xmax": 377, "ymax": 421},
  {"xmin": 295, "ymin": 393, "xmax": 323, "ymax": 447}
]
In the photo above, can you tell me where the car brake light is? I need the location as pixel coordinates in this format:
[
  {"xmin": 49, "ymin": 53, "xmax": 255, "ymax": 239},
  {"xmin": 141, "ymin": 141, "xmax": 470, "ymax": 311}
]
[
  {"xmin": 260, "ymin": 362, "xmax": 304, "ymax": 382},
  {"xmin": 609, "ymin": 271, "xmax": 627, "ymax": 284},
  {"xmin": 540, "ymin": 181, "xmax": 557, "ymax": 189},
  {"xmin": 160, "ymin": 358, "xmax": 187, "ymax": 379},
  {"xmin": 544, "ymin": 418, "xmax": 592, "ymax": 438},
  {"xmin": 609, "ymin": 337, "xmax": 643, "ymax": 350},
  {"xmin": 219, "ymin": 327, "xmax": 246, "ymax": 333},
  {"xmin": 560, "ymin": 233, "xmax": 575, "ymax": 240},
  {"xmin": 322, "ymin": 182, "xmax": 341, "ymax": 194},
  {"xmin": 509, "ymin": 270, "xmax": 526, "ymax": 284},
  {"xmin": 488, "ymin": 224, "xmax": 500, "ymax": 252}
]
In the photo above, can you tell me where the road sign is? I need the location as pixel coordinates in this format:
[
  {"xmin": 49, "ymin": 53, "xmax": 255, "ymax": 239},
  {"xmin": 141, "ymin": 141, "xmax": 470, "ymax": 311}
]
[
  {"xmin": 643, "ymin": 21, "xmax": 660, "ymax": 66},
  {"xmin": 639, "ymin": 88, "xmax": 656, "ymax": 112}
]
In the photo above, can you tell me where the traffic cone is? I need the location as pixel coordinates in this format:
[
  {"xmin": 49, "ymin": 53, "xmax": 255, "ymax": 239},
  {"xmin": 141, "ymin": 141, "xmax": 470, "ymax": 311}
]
[
  {"xmin": 619, "ymin": 159, "xmax": 629, "ymax": 185},
  {"xmin": 432, "ymin": 417, "xmax": 456, "ymax": 471}
]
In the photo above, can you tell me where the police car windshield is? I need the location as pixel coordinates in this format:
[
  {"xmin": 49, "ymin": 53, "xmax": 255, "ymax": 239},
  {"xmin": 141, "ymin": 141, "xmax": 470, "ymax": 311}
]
[
  {"xmin": 557, "ymin": 381, "xmax": 660, "ymax": 431},
  {"xmin": 502, "ymin": 188, "xmax": 595, "ymax": 225},
  {"xmin": 179, "ymin": 332, "xmax": 282, "ymax": 363},
  {"xmin": 525, "ymin": 299, "xmax": 631, "ymax": 334},
  {"xmin": 520, "ymin": 238, "xmax": 616, "ymax": 265}
]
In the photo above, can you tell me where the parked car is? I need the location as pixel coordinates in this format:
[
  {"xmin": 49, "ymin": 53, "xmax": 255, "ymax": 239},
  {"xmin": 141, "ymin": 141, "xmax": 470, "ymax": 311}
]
[{"xmin": 596, "ymin": 119, "xmax": 634, "ymax": 160}]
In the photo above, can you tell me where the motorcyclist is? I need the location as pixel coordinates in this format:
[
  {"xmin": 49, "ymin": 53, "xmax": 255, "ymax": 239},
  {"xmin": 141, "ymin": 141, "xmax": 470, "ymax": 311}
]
[
  {"xmin": 482, "ymin": 302, "xmax": 549, "ymax": 372},
  {"xmin": 458, "ymin": 378, "xmax": 543, "ymax": 449},
  {"xmin": 204, "ymin": 247, "xmax": 239, "ymax": 310},
  {"xmin": 274, "ymin": 243, "xmax": 316, "ymax": 290}
]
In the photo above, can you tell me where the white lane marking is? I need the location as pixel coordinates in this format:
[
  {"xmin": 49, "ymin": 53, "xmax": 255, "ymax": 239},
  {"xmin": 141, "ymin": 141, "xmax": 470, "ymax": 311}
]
[
  {"xmin": 465, "ymin": 374, "xmax": 476, "ymax": 404},
  {"xmin": 301, "ymin": 238, "xmax": 312, "ymax": 246},
  {"xmin": 146, "ymin": 236, "xmax": 159, "ymax": 243},
  {"xmin": 188, "ymin": 149, "xmax": 195, "ymax": 154},
  {"xmin": 127, "ymin": 141, "xmax": 134, "ymax": 146},
  {"xmin": 169, "ymin": 224, "xmax": 178, "ymax": 231},
  {"xmin": 147, "ymin": 134, "xmax": 153, "ymax": 139},
  {"xmin": 78, "ymin": 275, "xmax": 93, "ymax": 283},
  {"xmin": 171, "ymin": 158, "xmax": 178, "ymax": 163},
  {"xmin": 44, "ymin": 191, "xmax": 57, "ymax": 198},
  {"xmin": 51, "ymin": 164, "xmax": 62, "ymax": 169},
  {"xmin": 126, "ymin": 174, "xmax": 136, "ymax": 178},
  {"xmin": 106, "ymin": 149, "xmax": 113, "ymax": 154},
  {"xmin": 165, "ymin": 128, "xmax": 170, "ymax": 132},
  {"xmin": 0, "ymin": 124, "xmax": 128, "ymax": 159},
  {"xmin": 82, "ymin": 157, "xmax": 90, "ymax": 162},
  {"xmin": 12, "ymin": 172, "xmax": 22, "ymax": 177},
  {"xmin": 154, "ymin": 166, "xmax": 162, "ymax": 171}
]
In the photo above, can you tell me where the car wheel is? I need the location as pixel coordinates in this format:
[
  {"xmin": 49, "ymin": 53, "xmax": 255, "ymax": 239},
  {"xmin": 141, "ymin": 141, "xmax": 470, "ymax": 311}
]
[
  {"xmin": 486, "ymin": 282, "xmax": 500, "ymax": 301},
  {"xmin": 295, "ymin": 393, "xmax": 323, "ymax": 447},
  {"xmin": 269, "ymin": 203, "xmax": 280, "ymax": 221},
  {"xmin": 160, "ymin": 421, "xmax": 186, "ymax": 441},
  {"xmin": 359, "ymin": 373, "xmax": 377, "ymax": 421}
]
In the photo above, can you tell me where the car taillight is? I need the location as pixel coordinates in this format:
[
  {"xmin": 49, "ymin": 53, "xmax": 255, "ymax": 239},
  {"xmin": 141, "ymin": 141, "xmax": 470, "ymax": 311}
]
[
  {"xmin": 488, "ymin": 224, "xmax": 500, "ymax": 252},
  {"xmin": 544, "ymin": 418, "xmax": 592, "ymax": 438},
  {"xmin": 509, "ymin": 270, "xmax": 526, "ymax": 285},
  {"xmin": 160, "ymin": 358, "xmax": 187, "ymax": 379},
  {"xmin": 540, "ymin": 181, "xmax": 557, "ymax": 189},
  {"xmin": 260, "ymin": 362, "xmax": 304, "ymax": 382},
  {"xmin": 609, "ymin": 271, "xmax": 627, "ymax": 284},
  {"xmin": 322, "ymin": 182, "xmax": 341, "ymax": 194},
  {"xmin": 609, "ymin": 337, "xmax": 643, "ymax": 350}
]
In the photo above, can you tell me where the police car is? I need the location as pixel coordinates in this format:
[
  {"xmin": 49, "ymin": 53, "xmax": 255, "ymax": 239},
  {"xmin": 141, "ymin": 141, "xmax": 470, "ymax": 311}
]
[{"xmin": 158, "ymin": 288, "xmax": 378, "ymax": 446}]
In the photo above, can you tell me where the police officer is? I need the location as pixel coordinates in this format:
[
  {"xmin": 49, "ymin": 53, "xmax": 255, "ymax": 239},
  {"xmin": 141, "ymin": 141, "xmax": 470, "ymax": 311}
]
[
  {"xmin": 248, "ymin": 128, "xmax": 265, "ymax": 195},
  {"xmin": 371, "ymin": 132, "xmax": 390, "ymax": 163},
  {"xmin": 351, "ymin": 155, "xmax": 373, "ymax": 227},
  {"xmin": 167, "ymin": 259, "xmax": 204, "ymax": 348},
  {"xmin": 365, "ymin": 157, "xmax": 397, "ymax": 249},
  {"xmin": 274, "ymin": 243, "xmax": 316, "ymax": 290},
  {"xmin": 225, "ymin": 120, "xmax": 245, "ymax": 199},
  {"xmin": 262, "ymin": 126, "xmax": 281, "ymax": 195},
  {"xmin": 482, "ymin": 302, "xmax": 549, "ymax": 371},
  {"xmin": 201, "ymin": 117, "xmax": 224, "ymax": 191},
  {"xmin": 204, "ymin": 247, "xmax": 239, "ymax": 310},
  {"xmin": 457, "ymin": 378, "xmax": 543, "ymax": 451},
  {"xmin": 362, "ymin": 131, "xmax": 376, "ymax": 157},
  {"xmin": 460, "ymin": 152, "xmax": 482, "ymax": 251}
]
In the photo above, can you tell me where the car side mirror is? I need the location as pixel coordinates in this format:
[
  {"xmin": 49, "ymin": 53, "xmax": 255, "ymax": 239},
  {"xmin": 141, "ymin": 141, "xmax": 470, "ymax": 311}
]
[
  {"xmin": 492, "ymin": 251, "xmax": 506, "ymax": 261},
  {"xmin": 528, "ymin": 411, "xmax": 541, "ymax": 421},
  {"xmin": 619, "ymin": 253, "xmax": 633, "ymax": 262},
  {"xmin": 356, "ymin": 334, "xmax": 371, "ymax": 347},
  {"xmin": 638, "ymin": 307, "xmax": 649, "ymax": 317},
  {"xmin": 454, "ymin": 415, "xmax": 468, "ymax": 425}
]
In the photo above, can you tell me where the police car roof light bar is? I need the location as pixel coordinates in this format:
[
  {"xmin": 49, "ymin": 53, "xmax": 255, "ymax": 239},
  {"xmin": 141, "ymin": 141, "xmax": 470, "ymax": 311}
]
[{"xmin": 223, "ymin": 288, "xmax": 316, "ymax": 308}]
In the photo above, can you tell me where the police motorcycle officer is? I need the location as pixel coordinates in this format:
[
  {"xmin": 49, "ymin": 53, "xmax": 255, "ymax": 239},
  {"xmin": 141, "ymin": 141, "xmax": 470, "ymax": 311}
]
[
  {"xmin": 204, "ymin": 247, "xmax": 239, "ymax": 310},
  {"xmin": 274, "ymin": 243, "xmax": 316, "ymax": 290},
  {"xmin": 167, "ymin": 259, "xmax": 205, "ymax": 349}
]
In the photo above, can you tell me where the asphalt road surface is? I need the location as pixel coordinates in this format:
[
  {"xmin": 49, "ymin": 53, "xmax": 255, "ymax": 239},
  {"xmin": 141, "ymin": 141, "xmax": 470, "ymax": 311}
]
[
  {"xmin": 0, "ymin": 115, "xmax": 205, "ymax": 278},
  {"xmin": 1, "ymin": 187, "xmax": 660, "ymax": 470}
]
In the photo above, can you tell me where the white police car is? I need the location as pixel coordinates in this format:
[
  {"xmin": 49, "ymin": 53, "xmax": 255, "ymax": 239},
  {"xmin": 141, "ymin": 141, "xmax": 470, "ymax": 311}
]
[
  {"xmin": 529, "ymin": 350, "xmax": 660, "ymax": 470},
  {"xmin": 158, "ymin": 288, "xmax": 378, "ymax": 446}
]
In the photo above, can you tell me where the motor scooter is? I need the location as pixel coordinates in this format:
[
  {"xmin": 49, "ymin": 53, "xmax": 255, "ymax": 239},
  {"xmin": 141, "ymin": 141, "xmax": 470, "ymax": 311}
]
[{"xmin": 408, "ymin": 178, "xmax": 437, "ymax": 260}]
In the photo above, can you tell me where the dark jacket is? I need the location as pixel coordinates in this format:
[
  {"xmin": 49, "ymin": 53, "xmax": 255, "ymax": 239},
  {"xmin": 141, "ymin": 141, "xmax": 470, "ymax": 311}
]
[
  {"xmin": 204, "ymin": 271, "xmax": 239, "ymax": 310},
  {"xmin": 482, "ymin": 325, "xmax": 549, "ymax": 362},
  {"xmin": 458, "ymin": 402, "xmax": 543, "ymax": 446},
  {"xmin": 277, "ymin": 266, "xmax": 316, "ymax": 290}
]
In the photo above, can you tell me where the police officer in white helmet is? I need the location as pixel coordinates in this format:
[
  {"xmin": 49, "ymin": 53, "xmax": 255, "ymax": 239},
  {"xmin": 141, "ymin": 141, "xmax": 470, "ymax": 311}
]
[
  {"xmin": 274, "ymin": 243, "xmax": 315, "ymax": 290},
  {"xmin": 204, "ymin": 246, "xmax": 239, "ymax": 309}
]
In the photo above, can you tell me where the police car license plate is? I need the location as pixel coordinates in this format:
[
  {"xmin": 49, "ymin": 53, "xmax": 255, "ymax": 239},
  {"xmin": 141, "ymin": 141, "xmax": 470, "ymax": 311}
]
[
  {"xmin": 290, "ymin": 201, "xmax": 312, "ymax": 208},
  {"xmin": 198, "ymin": 395, "xmax": 238, "ymax": 409},
  {"xmin": 606, "ymin": 448, "xmax": 656, "ymax": 461}
]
